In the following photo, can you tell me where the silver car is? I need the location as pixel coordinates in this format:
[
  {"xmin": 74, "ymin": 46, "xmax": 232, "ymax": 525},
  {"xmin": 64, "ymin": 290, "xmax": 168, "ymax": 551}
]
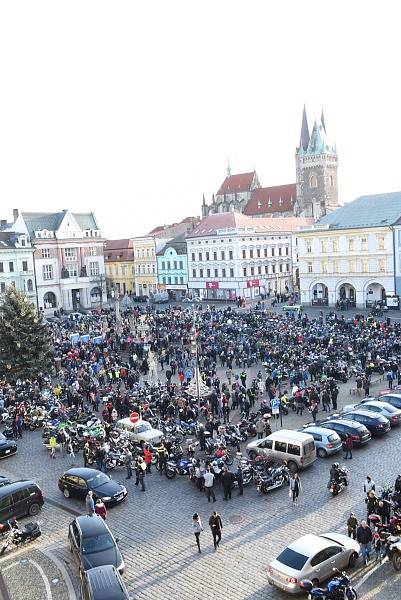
[
  {"xmin": 267, "ymin": 532, "xmax": 359, "ymax": 594},
  {"xmin": 301, "ymin": 426, "xmax": 342, "ymax": 458},
  {"xmin": 342, "ymin": 399, "xmax": 401, "ymax": 426}
]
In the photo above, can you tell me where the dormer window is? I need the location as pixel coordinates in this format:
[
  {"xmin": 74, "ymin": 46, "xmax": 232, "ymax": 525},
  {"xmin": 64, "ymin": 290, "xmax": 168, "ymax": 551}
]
[
  {"xmin": 279, "ymin": 198, "xmax": 283, "ymax": 206},
  {"xmin": 257, "ymin": 200, "xmax": 262, "ymax": 209},
  {"xmin": 267, "ymin": 199, "xmax": 272, "ymax": 207}
]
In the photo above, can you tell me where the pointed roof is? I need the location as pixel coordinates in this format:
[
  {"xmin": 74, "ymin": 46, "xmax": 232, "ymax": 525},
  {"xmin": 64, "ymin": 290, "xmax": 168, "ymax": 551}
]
[
  {"xmin": 306, "ymin": 118, "xmax": 336, "ymax": 156},
  {"xmin": 320, "ymin": 109, "xmax": 326, "ymax": 132},
  {"xmin": 299, "ymin": 105, "xmax": 310, "ymax": 152},
  {"xmin": 244, "ymin": 184, "xmax": 296, "ymax": 216},
  {"xmin": 217, "ymin": 171, "xmax": 257, "ymax": 195}
]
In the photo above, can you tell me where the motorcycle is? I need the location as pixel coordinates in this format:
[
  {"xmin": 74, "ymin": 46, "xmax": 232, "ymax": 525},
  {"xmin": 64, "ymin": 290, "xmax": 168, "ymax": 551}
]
[
  {"xmin": 255, "ymin": 465, "xmax": 289, "ymax": 493},
  {"xmin": 328, "ymin": 467, "xmax": 348, "ymax": 496},
  {"xmin": 105, "ymin": 449, "xmax": 126, "ymax": 471},
  {"xmin": 0, "ymin": 521, "xmax": 41, "ymax": 555},
  {"xmin": 300, "ymin": 568, "xmax": 357, "ymax": 600}
]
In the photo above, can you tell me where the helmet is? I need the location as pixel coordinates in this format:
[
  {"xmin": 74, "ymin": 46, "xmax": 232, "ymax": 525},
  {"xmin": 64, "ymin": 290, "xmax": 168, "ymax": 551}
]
[{"xmin": 332, "ymin": 462, "xmax": 339, "ymax": 469}]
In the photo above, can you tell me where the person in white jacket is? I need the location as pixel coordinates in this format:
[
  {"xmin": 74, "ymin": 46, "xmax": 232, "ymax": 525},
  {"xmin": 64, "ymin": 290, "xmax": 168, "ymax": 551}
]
[{"xmin": 192, "ymin": 513, "xmax": 203, "ymax": 553}]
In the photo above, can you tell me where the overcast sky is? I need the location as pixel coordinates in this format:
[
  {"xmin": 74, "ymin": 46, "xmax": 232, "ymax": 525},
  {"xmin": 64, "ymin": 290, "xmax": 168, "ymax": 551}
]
[{"xmin": 1, "ymin": 1, "xmax": 400, "ymax": 238}]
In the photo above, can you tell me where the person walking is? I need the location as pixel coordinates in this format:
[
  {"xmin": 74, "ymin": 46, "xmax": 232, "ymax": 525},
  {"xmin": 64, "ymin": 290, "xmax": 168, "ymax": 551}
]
[
  {"xmin": 143, "ymin": 444, "xmax": 152, "ymax": 474},
  {"xmin": 289, "ymin": 473, "xmax": 302, "ymax": 505},
  {"xmin": 135, "ymin": 457, "xmax": 146, "ymax": 491},
  {"xmin": 343, "ymin": 434, "xmax": 353, "ymax": 459},
  {"xmin": 49, "ymin": 434, "xmax": 57, "ymax": 459},
  {"xmin": 209, "ymin": 511, "xmax": 223, "ymax": 550},
  {"xmin": 236, "ymin": 465, "xmax": 244, "ymax": 496},
  {"xmin": 255, "ymin": 417, "xmax": 265, "ymax": 440},
  {"xmin": 94, "ymin": 498, "xmax": 107, "ymax": 520},
  {"xmin": 347, "ymin": 513, "xmax": 358, "ymax": 539},
  {"xmin": 125, "ymin": 448, "xmax": 133, "ymax": 480},
  {"xmin": 83, "ymin": 442, "xmax": 91, "ymax": 467},
  {"xmin": 203, "ymin": 468, "xmax": 216, "ymax": 503},
  {"xmin": 192, "ymin": 513, "xmax": 203, "ymax": 553},
  {"xmin": 85, "ymin": 490, "xmax": 95, "ymax": 515},
  {"xmin": 356, "ymin": 520, "xmax": 373, "ymax": 565},
  {"xmin": 373, "ymin": 531, "xmax": 382, "ymax": 563},
  {"xmin": 67, "ymin": 439, "xmax": 75, "ymax": 465}
]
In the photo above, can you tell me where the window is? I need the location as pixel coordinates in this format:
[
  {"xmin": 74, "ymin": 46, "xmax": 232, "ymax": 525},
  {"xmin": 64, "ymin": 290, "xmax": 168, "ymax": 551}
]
[
  {"xmin": 161, "ymin": 261, "xmax": 165, "ymax": 270},
  {"xmin": 221, "ymin": 268, "xmax": 226, "ymax": 278},
  {"xmin": 67, "ymin": 263, "xmax": 78, "ymax": 277},
  {"xmin": 191, "ymin": 253, "xmax": 195, "ymax": 262},
  {"xmin": 320, "ymin": 239, "xmax": 326, "ymax": 253},
  {"xmin": 167, "ymin": 261, "xmax": 171, "ymax": 269},
  {"xmin": 265, "ymin": 265, "xmax": 269, "ymax": 274},
  {"xmin": 214, "ymin": 268, "xmax": 218, "ymax": 277},
  {"xmin": 89, "ymin": 261, "xmax": 99, "ymax": 276},
  {"xmin": 198, "ymin": 253, "xmax": 202, "ymax": 261},
  {"xmin": 230, "ymin": 268, "xmax": 234, "ymax": 278},
  {"xmin": 213, "ymin": 252, "xmax": 217, "ymax": 261},
  {"xmin": 192, "ymin": 269, "xmax": 196, "ymax": 278},
  {"xmin": 274, "ymin": 441, "xmax": 287, "ymax": 453},
  {"xmin": 378, "ymin": 258, "xmax": 386, "ymax": 272},
  {"xmin": 249, "ymin": 249, "xmax": 253, "ymax": 259},
  {"xmin": 361, "ymin": 237, "xmax": 367, "ymax": 251},
  {"xmin": 272, "ymin": 265, "xmax": 276, "ymax": 274},
  {"xmin": 180, "ymin": 276, "xmax": 184, "ymax": 284},
  {"xmin": 64, "ymin": 248, "xmax": 76, "ymax": 261},
  {"xmin": 27, "ymin": 279, "xmax": 33, "ymax": 292},
  {"xmin": 250, "ymin": 267, "xmax": 255, "ymax": 276},
  {"xmin": 361, "ymin": 259, "xmax": 369, "ymax": 273},
  {"xmin": 264, "ymin": 248, "xmax": 268, "ymax": 257},
  {"xmin": 243, "ymin": 268, "xmax": 247, "ymax": 276},
  {"xmin": 0, "ymin": 262, "xmax": 3, "ymax": 272},
  {"xmin": 199, "ymin": 268, "xmax": 204, "ymax": 278},
  {"xmin": 242, "ymin": 250, "xmax": 246, "ymax": 259},
  {"xmin": 173, "ymin": 261, "xmax": 177, "ymax": 269},
  {"xmin": 0, "ymin": 495, "xmax": 11, "ymax": 511},
  {"xmin": 163, "ymin": 276, "xmax": 166, "ymax": 284},
  {"xmin": 229, "ymin": 250, "xmax": 233, "ymax": 260},
  {"xmin": 258, "ymin": 266, "xmax": 262, "ymax": 275},
  {"xmin": 9, "ymin": 262, "xmax": 14, "ymax": 272},
  {"xmin": 348, "ymin": 238, "xmax": 354, "ymax": 252},
  {"xmin": 349, "ymin": 259, "xmax": 355, "ymax": 272},
  {"xmin": 287, "ymin": 443, "xmax": 301, "ymax": 456},
  {"xmin": 377, "ymin": 235, "xmax": 385, "ymax": 250},
  {"xmin": 0, "ymin": 282, "xmax": 5, "ymax": 293},
  {"xmin": 205, "ymin": 252, "xmax": 209, "ymax": 261},
  {"xmin": 279, "ymin": 264, "xmax": 283, "ymax": 273},
  {"xmin": 41, "ymin": 249, "xmax": 50, "ymax": 259},
  {"xmin": 174, "ymin": 276, "xmax": 178, "ymax": 284},
  {"xmin": 206, "ymin": 268, "xmax": 211, "ymax": 277},
  {"xmin": 309, "ymin": 174, "xmax": 318, "ymax": 188},
  {"xmin": 278, "ymin": 247, "xmax": 282, "ymax": 256},
  {"xmin": 333, "ymin": 260, "xmax": 339, "ymax": 273},
  {"xmin": 221, "ymin": 251, "xmax": 225, "ymax": 261},
  {"xmin": 272, "ymin": 248, "xmax": 275, "ymax": 257},
  {"xmin": 89, "ymin": 247, "xmax": 97, "ymax": 256},
  {"xmin": 43, "ymin": 264, "xmax": 53, "ymax": 280},
  {"xmin": 322, "ymin": 261, "xmax": 328, "ymax": 274},
  {"xmin": 179, "ymin": 261, "xmax": 183, "ymax": 270},
  {"xmin": 286, "ymin": 263, "xmax": 289, "ymax": 272},
  {"xmin": 167, "ymin": 276, "xmax": 171, "ymax": 285},
  {"xmin": 306, "ymin": 240, "xmax": 311, "ymax": 254},
  {"xmin": 307, "ymin": 262, "xmax": 313, "ymax": 274},
  {"xmin": 332, "ymin": 238, "xmax": 339, "ymax": 252}
]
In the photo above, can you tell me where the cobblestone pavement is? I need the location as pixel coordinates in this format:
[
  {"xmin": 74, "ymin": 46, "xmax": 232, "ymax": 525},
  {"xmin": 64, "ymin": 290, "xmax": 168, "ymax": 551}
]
[{"xmin": 0, "ymin": 371, "xmax": 399, "ymax": 599}]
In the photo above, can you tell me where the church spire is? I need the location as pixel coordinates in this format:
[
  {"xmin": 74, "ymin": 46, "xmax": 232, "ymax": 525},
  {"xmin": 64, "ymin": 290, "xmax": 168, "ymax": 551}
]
[
  {"xmin": 320, "ymin": 108, "xmax": 326, "ymax": 132},
  {"xmin": 227, "ymin": 158, "xmax": 231, "ymax": 177},
  {"xmin": 299, "ymin": 105, "xmax": 310, "ymax": 152}
]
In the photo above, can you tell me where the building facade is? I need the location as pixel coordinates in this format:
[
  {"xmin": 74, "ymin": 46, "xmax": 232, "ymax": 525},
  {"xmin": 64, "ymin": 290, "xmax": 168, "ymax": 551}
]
[
  {"xmin": 9, "ymin": 210, "xmax": 106, "ymax": 314},
  {"xmin": 187, "ymin": 213, "xmax": 313, "ymax": 301},
  {"xmin": 201, "ymin": 106, "xmax": 338, "ymax": 220},
  {"xmin": 296, "ymin": 192, "xmax": 401, "ymax": 308},
  {"xmin": 132, "ymin": 237, "xmax": 158, "ymax": 297},
  {"xmin": 156, "ymin": 235, "xmax": 188, "ymax": 299},
  {"xmin": 104, "ymin": 239, "xmax": 135, "ymax": 296},
  {"xmin": 0, "ymin": 229, "xmax": 37, "ymax": 308}
]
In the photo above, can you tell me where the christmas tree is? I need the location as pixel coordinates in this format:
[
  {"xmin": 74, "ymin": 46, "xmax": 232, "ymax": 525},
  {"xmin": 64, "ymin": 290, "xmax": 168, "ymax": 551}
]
[{"xmin": 0, "ymin": 287, "xmax": 52, "ymax": 382}]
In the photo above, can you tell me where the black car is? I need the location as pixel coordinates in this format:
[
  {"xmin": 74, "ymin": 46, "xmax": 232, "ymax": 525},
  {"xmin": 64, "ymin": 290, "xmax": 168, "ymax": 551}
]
[
  {"xmin": 320, "ymin": 418, "xmax": 371, "ymax": 447},
  {"xmin": 80, "ymin": 565, "xmax": 130, "ymax": 600},
  {"xmin": 341, "ymin": 410, "xmax": 390, "ymax": 436},
  {"xmin": 0, "ymin": 433, "xmax": 17, "ymax": 460},
  {"xmin": 377, "ymin": 393, "xmax": 401, "ymax": 410},
  {"xmin": 0, "ymin": 480, "xmax": 44, "ymax": 522},
  {"xmin": 68, "ymin": 515, "xmax": 124, "ymax": 576},
  {"xmin": 58, "ymin": 468, "xmax": 128, "ymax": 506}
]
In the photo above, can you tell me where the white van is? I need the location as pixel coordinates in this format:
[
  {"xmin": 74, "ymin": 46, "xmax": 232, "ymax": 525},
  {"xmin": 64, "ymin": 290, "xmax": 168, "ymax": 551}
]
[
  {"xmin": 116, "ymin": 418, "xmax": 163, "ymax": 445},
  {"xmin": 246, "ymin": 429, "xmax": 316, "ymax": 471}
]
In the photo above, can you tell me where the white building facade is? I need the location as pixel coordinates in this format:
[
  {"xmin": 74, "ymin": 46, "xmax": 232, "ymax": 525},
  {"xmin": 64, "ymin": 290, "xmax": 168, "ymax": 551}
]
[
  {"xmin": 9, "ymin": 210, "xmax": 106, "ymax": 314},
  {"xmin": 186, "ymin": 213, "xmax": 313, "ymax": 301},
  {"xmin": 0, "ymin": 230, "xmax": 37, "ymax": 308},
  {"xmin": 296, "ymin": 192, "xmax": 401, "ymax": 309}
]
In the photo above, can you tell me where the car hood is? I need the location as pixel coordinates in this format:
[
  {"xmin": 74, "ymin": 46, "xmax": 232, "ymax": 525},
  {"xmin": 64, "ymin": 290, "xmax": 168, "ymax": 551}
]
[
  {"xmin": 137, "ymin": 429, "xmax": 162, "ymax": 441},
  {"xmin": 320, "ymin": 532, "xmax": 360, "ymax": 552},
  {"xmin": 90, "ymin": 480, "xmax": 123, "ymax": 498},
  {"xmin": 81, "ymin": 546, "xmax": 122, "ymax": 571},
  {"xmin": 246, "ymin": 440, "xmax": 260, "ymax": 449}
]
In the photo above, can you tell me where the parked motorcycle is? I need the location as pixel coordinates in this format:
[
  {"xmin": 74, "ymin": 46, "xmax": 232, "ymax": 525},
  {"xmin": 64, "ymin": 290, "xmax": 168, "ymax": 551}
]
[
  {"xmin": 300, "ymin": 568, "xmax": 357, "ymax": 600},
  {"xmin": 0, "ymin": 521, "xmax": 41, "ymax": 555},
  {"xmin": 328, "ymin": 465, "xmax": 348, "ymax": 496},
  {"xmin": 255, "ymin": 465, "xmax": 289, "ymax": 493}
]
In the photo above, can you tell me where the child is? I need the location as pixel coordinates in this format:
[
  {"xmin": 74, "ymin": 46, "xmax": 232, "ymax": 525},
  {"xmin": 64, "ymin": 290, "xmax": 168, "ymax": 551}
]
[{"xmin": 373, "ymin": 530, "xmax": 382, "ymax": 563}]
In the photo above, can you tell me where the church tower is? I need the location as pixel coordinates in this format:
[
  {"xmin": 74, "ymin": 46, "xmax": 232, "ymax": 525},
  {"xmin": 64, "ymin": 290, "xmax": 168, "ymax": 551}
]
[{"xmin": 295, "ymin": 106, "xmax": 338, "ymax": 219}]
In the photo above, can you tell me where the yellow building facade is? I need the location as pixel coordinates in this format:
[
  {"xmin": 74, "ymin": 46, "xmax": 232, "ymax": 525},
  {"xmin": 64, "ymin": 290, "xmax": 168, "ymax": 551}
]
[
  {"xmin": 132, "ymin": 236, "xmax": 158, "ymax": 297},
  {"xmin": 104, "ymin": 239, "xmax": 135, "ymax": 296}
]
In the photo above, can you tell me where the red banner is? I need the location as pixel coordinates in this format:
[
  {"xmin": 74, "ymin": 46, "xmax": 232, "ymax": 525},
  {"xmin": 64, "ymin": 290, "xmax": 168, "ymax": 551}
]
[
  {"xmin": 206, "ymin": 281, "xmax": 219, "ymax": 289},
  {"xmin": 246, "ymin": 279, "xmax": 260, "ymax": 288}
]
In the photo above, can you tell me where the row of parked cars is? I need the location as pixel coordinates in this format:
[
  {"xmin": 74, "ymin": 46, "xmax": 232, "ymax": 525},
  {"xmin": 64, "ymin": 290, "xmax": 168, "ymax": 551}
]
[{"xmin": 246, "ymin": 391, "xmax": 401, "ymax": 469}]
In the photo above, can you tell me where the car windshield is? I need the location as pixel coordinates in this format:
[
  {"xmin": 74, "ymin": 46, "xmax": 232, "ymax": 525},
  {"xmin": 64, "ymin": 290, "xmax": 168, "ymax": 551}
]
[
  {"xmin": 376, "ymin": 404, "xmax": 397, "ymax": 413},
  {"xmin": 135, "ymin": 423, "xmax": 151, "ymax": 433},
  {"xmin": 276, "ymin": 547, "xmax": 309, "ymax": 570},
  {"xmin": 87, "ymin": 473, "xmax": 110, "ymax": 488},
  {"xmin": 81, "ymin": 532, "xmax": 115, "ymax": 554}
]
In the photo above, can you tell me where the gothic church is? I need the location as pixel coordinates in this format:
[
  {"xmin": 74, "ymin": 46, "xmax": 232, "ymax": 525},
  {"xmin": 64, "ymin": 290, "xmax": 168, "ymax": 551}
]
[{"xmin": 201, "ymin": 107, "xmax": 338, "ymax": 220}]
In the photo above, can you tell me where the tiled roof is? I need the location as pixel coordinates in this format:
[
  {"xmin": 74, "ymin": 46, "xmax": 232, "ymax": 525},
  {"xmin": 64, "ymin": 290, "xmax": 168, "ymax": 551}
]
[
  {"xmin": 156, "ymin": 233, "xmax": 187, "ymax": 256},
  {"xmin": 317, "ymin": 192, "xmax": 401, "ymax": 230},
  {"xmin": 22, "ymin": 211, "xmax": 98, "ymax": 237},
  {"xmin": 72, "ymin": 212, "xmax": 98, "ymax": 230},
  {"xmin": 244, "ymin": 184, "xmax": 296, "ymax": 215},
  {"xmin": 104, "ymin": 239, "xmax": 134, "ymax": 262},
  {"xmin": 217, "ymin": 172, "xmax": 256, "ymax": 195},
  {"xmin": 187, "ymin": 213, "xmax": 313, "ymax": 237}
]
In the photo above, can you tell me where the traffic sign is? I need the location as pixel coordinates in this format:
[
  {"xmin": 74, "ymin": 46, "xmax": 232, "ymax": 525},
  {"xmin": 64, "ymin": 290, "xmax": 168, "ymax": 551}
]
[{"xmin": 130, "ymin": 411, "xmax": 140, "ymax": 423}]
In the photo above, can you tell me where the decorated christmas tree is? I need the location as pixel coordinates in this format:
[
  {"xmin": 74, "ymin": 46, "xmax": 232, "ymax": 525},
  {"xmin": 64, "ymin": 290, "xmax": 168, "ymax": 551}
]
[{"xmin": 0, "ymin": 287, "xmax": 52, "ymax": 382}]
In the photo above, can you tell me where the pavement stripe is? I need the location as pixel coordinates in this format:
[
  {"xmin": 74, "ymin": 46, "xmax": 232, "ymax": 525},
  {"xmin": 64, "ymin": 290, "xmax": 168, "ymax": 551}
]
[
  {"xmin": 0, "ymin": 572, "xmax": 11, "ymax": 600},
  {"xmin": 41, "ymin": 548, "xmax": 77, "ymax": 600},
  {"xmin": 28, "ymin": 559, "xmax": 52, "ymax": 600}
]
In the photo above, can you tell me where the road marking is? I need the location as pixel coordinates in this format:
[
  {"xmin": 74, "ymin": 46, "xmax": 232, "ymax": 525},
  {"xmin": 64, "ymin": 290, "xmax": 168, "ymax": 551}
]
[
  {"xmin": 355, "ymin": 557, "xmax": 388, "ymax": 590},
  {"xmin": 1, "ymin": 558, "xmax": 52, "ymax": 600},
  {"xmin": 2, "ymin": 562, "xmax": 19, "ymax": 572},
  {"xmin": 41, "ymin": 548, "xmax": 77, "ymax": 600}
]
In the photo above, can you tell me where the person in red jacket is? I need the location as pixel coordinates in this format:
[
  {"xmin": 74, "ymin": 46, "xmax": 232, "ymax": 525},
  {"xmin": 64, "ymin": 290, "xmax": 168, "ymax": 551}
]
[
  {"xmin": 94, "ymin": 498, "xmax": 107, "ymax": 520},
  {"xmin": 143, "ymin": 444, "xmax": 152, "ymax": 474}
]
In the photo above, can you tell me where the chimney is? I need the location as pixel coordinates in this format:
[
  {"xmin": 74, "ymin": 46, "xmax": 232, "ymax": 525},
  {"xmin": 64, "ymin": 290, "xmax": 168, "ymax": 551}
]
[
  {"xmin": 0, "ymin": 220, "xmax": 7, "ymax": 227},
  {"xmin": 13, "ymin": 209, "xmax": 19, "ymax": 222}
]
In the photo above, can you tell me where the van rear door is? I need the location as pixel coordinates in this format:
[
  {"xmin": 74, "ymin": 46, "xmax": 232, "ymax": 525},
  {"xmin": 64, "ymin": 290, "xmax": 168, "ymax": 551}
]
[{"xmin": 302, "ymin": 440, "xmax": 316, "ymax": 466}]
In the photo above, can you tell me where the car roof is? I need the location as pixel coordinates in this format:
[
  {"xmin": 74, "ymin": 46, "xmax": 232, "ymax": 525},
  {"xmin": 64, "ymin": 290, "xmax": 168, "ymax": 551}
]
[
  {"xmin": 117, "ymin": 418, "xmax": 147, "ymax": 426},
  {"xmin": 344, "ymin": 409, "xmax": 383, "ymax": 418},
  {"xmin": 302, "ymin": 426, "xmax": 337, "ymax": 436},
  {"xmin": 322, "ymin": 419, "xmax": 362, "ymax": 428},
  {"xmin": 0, "ymin": 480, "xmax": 37, "ymax": 496},
  {"xmin": 62, "ymin": 467, "xmax": 102, "ymax": 479},
  {"xmin": 74, "ymin": 515, "xmax": 108, "ymax": 535},
  {"xmin": 85, "ymin": 566, "xmax": 128, "ymax": 600},
  {"xmin": 267, "ymin": 429, "xmax": 314, "ymax": 442},
  {"xmin": 288, "ymin": 534, "xmax": 334, "ymax": 555}
]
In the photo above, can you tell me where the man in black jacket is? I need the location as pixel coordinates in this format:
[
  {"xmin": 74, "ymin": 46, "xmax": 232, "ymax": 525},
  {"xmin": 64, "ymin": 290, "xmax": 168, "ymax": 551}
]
[
  {"xmin": 221, "ymin": 467, "xmax": 234, "ymax": 500},
  {"xmin": 356, "ymin": 520, "xmax": 373, "ymax": 564},
  {"xmin": 209, "ymin": 511, "xmax": 223, "ymax": 550}
]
